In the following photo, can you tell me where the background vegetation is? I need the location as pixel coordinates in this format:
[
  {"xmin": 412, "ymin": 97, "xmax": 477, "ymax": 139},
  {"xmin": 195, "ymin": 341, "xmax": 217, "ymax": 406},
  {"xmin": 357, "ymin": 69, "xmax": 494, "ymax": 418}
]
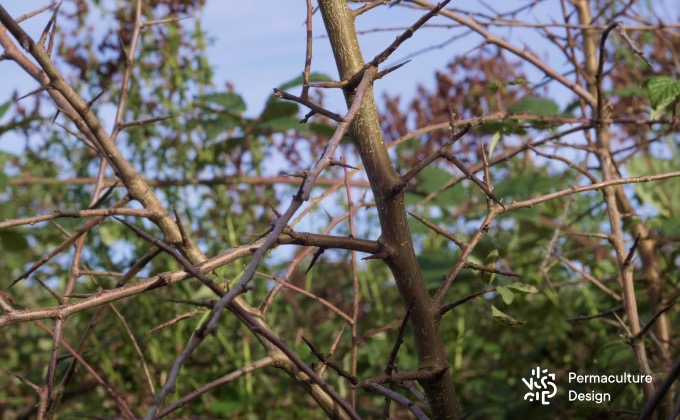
[{"xmin": 0, "ymin": 0, "xmax": 678, "ymax": 419}]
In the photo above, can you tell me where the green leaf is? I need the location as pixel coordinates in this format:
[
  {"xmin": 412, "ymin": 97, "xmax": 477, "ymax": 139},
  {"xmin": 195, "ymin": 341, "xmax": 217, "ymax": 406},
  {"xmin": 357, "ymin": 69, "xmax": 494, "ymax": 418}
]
[
  {"xmin": 488, "ymin": 131, "xmax": 501, "ymax": 157},
  {"xmin": 627, "ymin": 156, "xmax": 679, "ymax": 217},
  {"xmin": 309, "ymin": 121, "xmax": 337, "ymax": 138},
  {"xmin": 200, "ymin": 92, "xmax": 246, "ymax": 114},
  {"xmin": 260, "ymin": 100, "xmax": 299, "ymax": 122},
  {"xmin": 493, "ymin": 167, "xmax": 564, "ymax": 199},
  {"xmin": 0, "ymin": 151, "xmax": 13, "ymax": 193},
  {"xmin": 642, "ymin": 76, "xmax": 680, "ymax": 110},
  {"xmin": 609, "ymin": 85, "xmax": 646, "ymax": 98},
  {"xmin": 189, "ymin": 114, "xmax": 247, "ymax": 141},
  {"xmin": 99, "ymin": 224, "xmax": 120, "ymax": 246},
  {"xmin": 491, "ymin": 304, "xmax": 525, "ymax": 327},
  {"xmin": 410, "ymin": 166, "xmax": 466, "ymax": 207},
  {"xmin": 485, "ymin": 78, "xmax": 530, "ymax": 93},
  {"xmin": 507, "ymin": 97, "xmax": 560, "ymax": 117},
  {"xmin": 496, "ymin": 286, "xmax": 515, "ymax": 305},
  {"xmin": 505, "ymin": 283, "xmax": 539, "ymax": 294},
  {"xmin": 213, "ymin": 136, "xmax": 246, "ymax": 155},
  {"xmin": 649, "ymin": 216, "xmax": 680, "ymax": 237},
  {"xmin": 418, "ymin": 250, "xmax": 474, "ymax": 289},
  {"xmin": 0, "ymin": 229, "xmax": 29, "ymax": 252},
  {"xmin": 257, "ymin": 117, "xmax": 305, "ymax": 133},
  {"xmin": 477, "ymin": 119, "xmax": 527, "ymax": 136},
  {"xmin": 481, "ymin": 249, "xmax": 499, "ymax": 286},
  {"xmin": 0, "ymin": 100, "xmax": 11, "ymax": 120},
  {"xmin": 276, "ymin": 72, "xmax": 333, "ymax": 92}
]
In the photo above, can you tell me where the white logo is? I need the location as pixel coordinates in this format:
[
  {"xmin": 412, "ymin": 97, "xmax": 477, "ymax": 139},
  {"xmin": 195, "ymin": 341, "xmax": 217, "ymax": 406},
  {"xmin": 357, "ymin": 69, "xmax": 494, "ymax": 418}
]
[{"xmin": 523, "ymin": 367, "xmax": 557, "ymax": 405}]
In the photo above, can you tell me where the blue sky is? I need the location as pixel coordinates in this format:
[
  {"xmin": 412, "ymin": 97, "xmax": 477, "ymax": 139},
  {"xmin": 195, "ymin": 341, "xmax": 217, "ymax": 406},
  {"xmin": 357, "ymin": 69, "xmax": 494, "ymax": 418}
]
[
  {"xmin": 201, "ymin": 1, "xmax": 559, "ymax": 115},
  {"xmin": 3, "ymin": 0, "xmax": 647, "ymax": 155}
]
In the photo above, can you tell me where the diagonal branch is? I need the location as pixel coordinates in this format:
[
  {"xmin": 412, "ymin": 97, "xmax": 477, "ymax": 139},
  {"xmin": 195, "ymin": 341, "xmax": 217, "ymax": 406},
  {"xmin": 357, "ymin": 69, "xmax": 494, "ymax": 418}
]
[{"xmin": 144, "ymin": 68, "xmax": 376, "ymax": 420}]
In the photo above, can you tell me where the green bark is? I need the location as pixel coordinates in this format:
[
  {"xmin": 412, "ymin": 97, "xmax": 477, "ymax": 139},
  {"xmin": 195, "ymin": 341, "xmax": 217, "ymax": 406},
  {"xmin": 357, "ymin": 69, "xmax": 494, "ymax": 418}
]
[{"xmin": 318, "ymin": 1, "xmax": 461, "ymax": 418}]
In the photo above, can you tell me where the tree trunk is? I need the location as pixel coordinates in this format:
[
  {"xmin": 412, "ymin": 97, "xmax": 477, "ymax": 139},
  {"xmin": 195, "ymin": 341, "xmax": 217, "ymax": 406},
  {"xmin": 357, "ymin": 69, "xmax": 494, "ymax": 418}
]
[{"xmin": 318, "ymin": 1, "xmax": 461, "ymax": 418}]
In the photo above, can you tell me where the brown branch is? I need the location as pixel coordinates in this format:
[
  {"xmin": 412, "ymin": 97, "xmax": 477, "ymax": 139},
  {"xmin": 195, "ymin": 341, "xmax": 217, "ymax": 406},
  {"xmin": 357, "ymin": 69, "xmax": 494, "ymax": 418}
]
[
  {"xmin": 8, "ymin": 175, "xmax": 371, "ymax": 189},
  {"xmin": 361, "ymin": 368, "xmax": 449, "ymax": 387},
  {"xmin": 55, "ymin": 246, "xmax": 161, "ymax": 400},
  {"xmin": 440, "ymin": 287, "xmax": 496, "ymax": 317},
  {"xmin": 441, "ymin": 150, "xmax": 503, "ymax": 207},
  {"xmin": 117, "ymin": 114, "xmax": 178, "ymax": 128},
  {"xmin": 260, "ymin": 273, "xmax": 353, "ymax": 324},
  {"xmin": 114, "ymin": 215, "xmax": 360, "ymax": 420},
  {"xmin": 0, "ymin": 229, "xmax": 373, "ymax": 328},
  {"xmin": 385, "ymin": 299, "xmax": 414, "ymax": 376},
  {"xmin": 633, "ymin": 300, "xmax": 677, "ymax": 342},
  {"xmin": 35, "ymin": 320, "xmax": 136, "ymax": 418},
  {"xmin": 434, "ymin": 211, "xmax": 496, "ymax": 305},
  {"xmin": 156, "ymin": 357, "xmax": 275, "ymax": 418},
  {"xmin": 3, "ymin": 367, "xmax": 40, "ymax": 393},
  {"xmin": 274, "ymin": 88, "xmax": 345, "ymax": 122},
  {"xmin": 141, "ymin": 16, "xmax": 191, "ymax": 28},
  {"xmin": 369, "ymin": 0, "xmax": 450, "ymax": 68},
  {"xmin": 148, "ymin": 310, "xmax": 201, "ymax": 333},
  {"xmin": 38, "ymin": 318, "xmax": 63, "ymax": 418},
  {"xmin": 409, "ymin": 0, "xmax": 597, "ymax": 106},
  {"xmin": 0, "ymin": 207, "xmax": 149, "ymax": 229},
  {"xmin": 0, "ymin": 6, "xmax": 358, "ymax": 417},
  {"xmin": 637, "ymin": 355, "xmax": 680, "ymax": 420},
  {"xmin": 407, "ymin": 210, "xmax": 466, "ymax": 248},
  {"xmin": 302, "ymin": 335, "xmax": 429, "ymax": 420},
  {"xmin": 392, "ymin": 122, "xmax": 472, "ymax": 194},
  {"xmin": 353, "ymin": 0, "xmax": 390, "ymax": 17},
  {"xmin": 504, "ymin": 172, "xmax": 680, "ymax": 212},
  {"xmin": 6, "ymin": 196, "xmax": 131, "ymax": 288},
  {"xmin": 346, "ymin": 0, "xmax": 451, "ymax": 88},
  {"xmin": 145, "ymin": 69, "xmax": 376, "ymax": 419},
  {"xmin": 524, "ymin": 142, "xmax": 599, "ymax": 183},
  {"xmin": 558, "ymin": 256, "xmax": 622, "ymax": 302},
  {"xmin": 301, "ymin": 0, "xmax": 314, "ymax": 98},
  {"xmin": 568, "ymin": 305, "xmax": 624, "ymax": 321},
  {"xmin": 616, "ymin": 23, "xmax": 652, "ymax": 67},
  {"xmin": 109, "ymin": 304, "xmax": 155, "ymax": 395},
  {"xmin": 463, "ymin": 262, "xmax": 519, "ymax": 278}
]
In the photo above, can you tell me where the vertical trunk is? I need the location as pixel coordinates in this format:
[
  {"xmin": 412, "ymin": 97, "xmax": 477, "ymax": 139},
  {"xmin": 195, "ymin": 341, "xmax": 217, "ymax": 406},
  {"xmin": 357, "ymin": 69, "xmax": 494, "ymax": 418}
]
[
  {"xmin": 317, "ymin": 1, "xmax": 460, "ymax": 418},
  {"xmin": 571, "ymin": 0, "xmax": 663, "ymax": 411}
]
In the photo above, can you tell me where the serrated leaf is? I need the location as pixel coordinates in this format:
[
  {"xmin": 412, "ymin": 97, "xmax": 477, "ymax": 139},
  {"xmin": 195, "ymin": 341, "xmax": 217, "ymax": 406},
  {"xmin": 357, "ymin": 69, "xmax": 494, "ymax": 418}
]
[
  {"xmin": 491, "ymin": 304, "xmax": 525, "ymax": 327},
  {"xmin": 200, "ymin": 92, "xmax": 246, "ymax": 114},
  {"xmin": 642, "ymin": 76, "xmax": 680, "ymax": 110},
  {"xmin": 506, "ymin": 283, "xmax": 538, "ymax": 294},
  {"xmin": 276, "ymin": 72, "xmax": 333, "ymax": 92},
  {"xmin": 496, "ymin": 286, "xmax": 515, "ymax": 305},
  {"xmin": 508, "ymin": 97, "xmax": 559, "ymax": 117},
  {"xmin": 0, "ymin": 100, "xmax": 11, "ymax": 120}
]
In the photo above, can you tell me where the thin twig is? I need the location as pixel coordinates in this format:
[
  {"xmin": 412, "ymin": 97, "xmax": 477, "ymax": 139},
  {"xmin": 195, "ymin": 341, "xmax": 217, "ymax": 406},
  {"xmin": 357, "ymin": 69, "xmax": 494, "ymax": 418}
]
[{"xmin": 156, "ymin": 357, "xmax": 275, "ymax": 418}]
